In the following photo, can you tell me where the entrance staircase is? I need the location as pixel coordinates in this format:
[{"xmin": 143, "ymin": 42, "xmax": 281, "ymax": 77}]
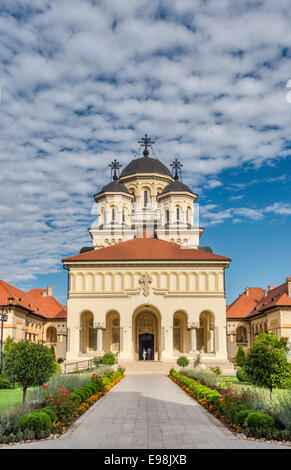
[
  {"xmin": 119, "ymin": 360, "xmax": 176, "ymax": 375},
  {"xmin": 119, "ymin": 359, "xmax": 234, "ymax": 375}
]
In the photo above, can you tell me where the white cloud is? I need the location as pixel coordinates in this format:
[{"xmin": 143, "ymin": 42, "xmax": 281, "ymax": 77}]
[{"xmin": 0, "ymin": 0, "xmax": 291, "ymax": 282}]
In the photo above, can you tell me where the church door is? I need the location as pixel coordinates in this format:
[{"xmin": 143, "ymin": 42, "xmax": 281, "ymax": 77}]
[{"xmin": 139, "ymin": 333, "xmax": 154, "ymax": 360}]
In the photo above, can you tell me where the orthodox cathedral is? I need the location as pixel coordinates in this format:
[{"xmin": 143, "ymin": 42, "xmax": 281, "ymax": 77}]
[{"xmin": 62, "ymin": 136, "xmax": 232, "ymax": 367}]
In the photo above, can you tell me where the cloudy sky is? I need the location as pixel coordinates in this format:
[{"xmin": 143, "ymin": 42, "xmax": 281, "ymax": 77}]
[{"xmin": 0, "ymin": 0, "xmax": 291, "ymax": 304}]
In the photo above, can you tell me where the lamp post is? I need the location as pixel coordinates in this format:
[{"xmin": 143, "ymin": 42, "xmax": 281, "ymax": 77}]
[{"xmin": 0, "ymin": 301, "xmax": 11, "ymax": 373}]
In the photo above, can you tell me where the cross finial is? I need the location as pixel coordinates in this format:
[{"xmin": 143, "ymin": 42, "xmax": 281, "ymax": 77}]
[
  {"xmin": 170, "ymin": 158, "xmax": 183, "ymax": 181},
  {"xmin": 138, "ymin": 134, "xmax": 155, "ymax": 157},
  {"xmin": 109, "ymin": 159, "xmax": 122, "ymax": 181}
]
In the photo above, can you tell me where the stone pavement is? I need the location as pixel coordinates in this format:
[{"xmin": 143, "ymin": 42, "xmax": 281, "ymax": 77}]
[{"xmin": 7, "ymin": 375, "xmax": 289, "ymax": 449}]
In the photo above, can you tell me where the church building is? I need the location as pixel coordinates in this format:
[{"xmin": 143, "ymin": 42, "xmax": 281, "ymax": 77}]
[{"xmin": 62, "ymin": 135, "xmax": 231, "ymax": 367}]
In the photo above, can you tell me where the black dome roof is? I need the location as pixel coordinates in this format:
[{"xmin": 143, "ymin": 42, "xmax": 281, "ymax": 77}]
[
  {"xmin": 120, "ymin": 156, "xmax": 172, "ymax": 178},
  {"xmin": 96, "ymin": 180, "xmax": 130, "ymax": 196},
  {"xmin": 160, "ymin": 180, "xmax": 194, "ymax": 195}
]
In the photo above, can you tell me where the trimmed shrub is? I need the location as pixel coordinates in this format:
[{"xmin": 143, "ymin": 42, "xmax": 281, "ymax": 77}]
[
  {"xmin": 235, "ymin": 409, "xmax": 254, "ymax": 426},
  {"xmin": 245, "ymin": 412, "xmax": 275, "ymax": 431},
  {"xmin": 235, "ymin": 345, "xmax": 246, "ymax": 367},
  {"xmin": 40, "ymin": 407, "xmax": 57, "ymax": 423},
  {"xmin": 177, "ymin": 356, "xmax": 189, "ymax": 368},
  {"xmin": 18, "ymin": 411, "xmax": 52, "ymax": 433},
  {"xmin": 101, "ymin": 353, "xmax": 116, "ymax": 366}
]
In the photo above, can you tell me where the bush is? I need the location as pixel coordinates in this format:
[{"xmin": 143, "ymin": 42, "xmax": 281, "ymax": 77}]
[
  {"xmin": 236, "ymin": 367, "xmax": 248, "ymax": 383},
  {"xmin": 53, "ymin": 362, "xmax": 62, "ymax": 373},
  {"xmin": 15, "ymin": 430, "xmax": 24, "ymax": 442},
  {"xmin": 22, "ymin": 428, "xmax": 35, "ymax": 440},
  {"xmin": 177, "ymin": 356, "xmax": 189, "ymax": 368},
  {"xmin": 183, "ymin": 368, "xmax": 219, "ymax": 387},
  {"xmin": 101, "ymin": 353, "xmax": 116, "ymax": 366},
  {"xmin": 210, "ymin": 366, "xmax": 222, "ymax": 376},
  {"xmin": 5, "ymin": 433, "xmax": 16, "ymax": 444},
  {"xmin": 40, "ymin": 407, "xmax": 57, "ymax": 423},
  {"xmin": 235, "ymin": 345, "xmax": 246, "ymax": 367},
  {"xmin": 92, "ymin": 356, "xmax": 103, "ymax": 368},
  {"xmin": 0, "ymin": 372, "xmax": 15, "ymax": 389},
  {"xmin": 35, "ymin": 429, "xmax": 50, "ymax": 439},
  {"xmin": 245, "ymin": 412, "xmax": 275, "ymax": 431},
  {"xmin": 18, "ymin": 411, "xmax": 52, "ymax": 433},
  {"xmin": 235, "ymin": 409, "xmax": 254, "ymax": 426}
]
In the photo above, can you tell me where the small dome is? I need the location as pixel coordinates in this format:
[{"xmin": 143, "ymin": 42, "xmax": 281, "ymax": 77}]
[
  {"xmin": 160, "ymin": 180, "xmax": 194, "ymax": 195},
  {"xmin": 96, "ymin": 180, "xmax": 130, "ymax": 196},
  {"xmin": 120, "ymin": 156, "xmax": 172, "ymax": 178}
]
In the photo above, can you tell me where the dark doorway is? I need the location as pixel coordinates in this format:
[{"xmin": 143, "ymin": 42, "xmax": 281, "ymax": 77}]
[{"xmin": 139, "ymin": 333, "xmax": 154, "ymax": 360}]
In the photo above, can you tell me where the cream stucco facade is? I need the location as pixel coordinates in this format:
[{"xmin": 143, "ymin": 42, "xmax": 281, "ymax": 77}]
[{"xmin": 63, "ymin": 136, "xmax": 231, "ymax": 366}]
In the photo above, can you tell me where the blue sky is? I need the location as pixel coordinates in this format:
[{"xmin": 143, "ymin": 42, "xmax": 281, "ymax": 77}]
[{"xmin": 0, "ymin": 0, "xmax": 290, "ymax": 305}]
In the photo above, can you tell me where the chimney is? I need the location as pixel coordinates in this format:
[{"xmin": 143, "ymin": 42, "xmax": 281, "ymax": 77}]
[
  {"xmin": 287, "ymin": 277, "xmax": 291, "ymax": 297},
  {"xmin": 245, "ymin": 287, "xmax": 249, "ymax": 296},
  {"xmin": 47, "ymin": 286, "xmax": 53, "ymax": 296}
]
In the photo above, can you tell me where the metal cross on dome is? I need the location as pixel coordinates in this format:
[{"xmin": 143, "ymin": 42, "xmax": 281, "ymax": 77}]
[
  {"xmin": 170, "ymin": 158, "xmax": 183, "ymax": 181},
  {"xmin": 138, "ymin": 134, "xmax": 155, "ymax": 157},
  {"xmin": 109, "ymin": 159, "xmax": 122, "ymax": 180}
]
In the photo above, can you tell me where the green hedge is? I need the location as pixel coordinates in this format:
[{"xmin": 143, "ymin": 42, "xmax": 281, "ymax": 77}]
[
  {"xmin": 235, "ymin": 409, "xmax": 254, "ymax": 426},
  {"xmin": 40, "ymin": 407, "xmax": 57, "ymax": 423},
  {"xmin": 246, "ymin": 412, "xmax": 275, "ymax": 431},
  {"xmin": 18, "ymin": 411, "xmax": 52, "ymax": 433}
]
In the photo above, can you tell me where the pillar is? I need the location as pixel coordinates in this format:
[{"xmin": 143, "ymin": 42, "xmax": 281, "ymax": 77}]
[{"xmin": 188, "ymin": 321, "xmax": 199, "ymax": 354}]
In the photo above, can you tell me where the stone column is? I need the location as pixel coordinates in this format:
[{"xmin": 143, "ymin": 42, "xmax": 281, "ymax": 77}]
[
  {"xmin": 94, "ymin": 322, "xmax": 105, "ymax": 354},
  {"xmin": 188, "ymin": 321, "xmax": 199, "ymax": 354}
]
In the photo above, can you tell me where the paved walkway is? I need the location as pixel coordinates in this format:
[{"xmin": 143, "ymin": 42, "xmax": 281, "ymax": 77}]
[{"xmin": 8, "ymin": 375, "xmax": 289, "ymax": 449}]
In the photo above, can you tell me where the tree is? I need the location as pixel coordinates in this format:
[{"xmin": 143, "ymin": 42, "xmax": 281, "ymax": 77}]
[
  {"xmin": 4, "ymin": 340, "xmax": 56, "ymax": 408},
  {"xmin": 177, "ymin": 356, "xmax": 189, "ymax": 369},
  {"xmin": 234, "ymin": 345, "xmax": 246, "ymax": 367},
  {"xmin": 244, "ymin": 332, "xmax": 291, "ymax": 399}
]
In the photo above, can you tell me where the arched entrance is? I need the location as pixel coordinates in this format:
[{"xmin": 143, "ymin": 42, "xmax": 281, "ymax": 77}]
[{"xmin": 132, "ymin": 305, "xmax": 161, "ymax": 361}]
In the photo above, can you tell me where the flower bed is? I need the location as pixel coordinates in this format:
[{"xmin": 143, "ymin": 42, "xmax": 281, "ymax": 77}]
[
  {"xmin": 0, "ymin": 368, "xmax": 125, "ymax": 445},
  {"xmin": 169, "ymin": 370, "xmax": 291, "ymax": 442}
]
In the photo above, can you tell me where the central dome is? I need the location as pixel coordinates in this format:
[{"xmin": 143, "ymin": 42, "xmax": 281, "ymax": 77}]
[{"xmin": 120, "ymin": 156, "xmax": 172, "ymax": 178}]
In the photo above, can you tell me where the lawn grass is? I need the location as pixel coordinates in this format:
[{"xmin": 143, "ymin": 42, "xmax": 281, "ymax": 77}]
[{"xmin": 0, "ymin": 388, "xmax": 25, "ymax": 409}]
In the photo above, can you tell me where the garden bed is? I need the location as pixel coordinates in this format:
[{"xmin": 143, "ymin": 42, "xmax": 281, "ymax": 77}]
[
  {"xmin": 0, "ymin": 368, "xmax": 125, "ymax": 446},
  {"xmin": 169, "ymin": 370, "xmax": 291, "ymax": 444}
]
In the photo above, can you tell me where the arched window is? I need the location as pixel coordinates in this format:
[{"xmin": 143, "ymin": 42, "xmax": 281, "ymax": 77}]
[
  {"xmin": 112, "ymin": 207, "xmax": 116, "ymax": 222},
  {"xmin": 176, "ymin": 206, "xmax": 180, "ymax": 221},
  {"xmin": 166, "ymin": 209, "xmax": 170, "ymax": 224},
  {"xmin": 122, "ymin": 209, "xmax": 126, "ymax": 223},
  {"xmin": 144, "ymin": 190, "xmax": 148, "ymax": 207},
  {"xmin": 46, "ymin": 327, "xmax": 57, "ymax": 343}
]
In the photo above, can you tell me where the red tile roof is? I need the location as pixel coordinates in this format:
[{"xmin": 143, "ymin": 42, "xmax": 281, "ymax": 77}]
[
  {"xmin": 27, "ymin": 289, "xmax": 67, "ymax": 319},
  {"xmin": 62, "ymin": 237, "xmax": 231, "ymax": 263},
  {"xmin": 0, "ymin": 281, "xmax": 67, "ymax": 320},
  {"xmin": 227, "ymin": 288, "xmax": 264, "ymax": 319},
  {"xmin": 247, "ymin": 281, "xmax": 291, "ymax": 318},
  {"xmin": 227, "ymin": 278, "xmax": 291, "ymax": 319}
]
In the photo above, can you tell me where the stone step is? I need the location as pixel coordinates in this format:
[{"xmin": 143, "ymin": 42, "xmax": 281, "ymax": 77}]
[{"xmin": 119, "ymin": 359, "xmax": 235, "ymax": 375}]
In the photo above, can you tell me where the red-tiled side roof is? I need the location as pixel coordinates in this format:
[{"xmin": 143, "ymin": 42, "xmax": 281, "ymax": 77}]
[
  {"xmin": 0, "ymin": 280, "xmax": 44, "ymax": 316},
  {"xmin": 27, "ymin": 289, "xmax": 67, "ymax": 319},
  {"xmin": 0, "ymin": 281, "xmax": 67, "ymax": 320},
  {"xmin": 62, "ymin": 237, "xmax": 231, "ymax": 263},
  {"xmin": 226, "ymin": 288, "xmax": 264, "ymax": 319},
  {"xmin": 247, "ymin": 281, "xmax": 291, "ymax": 317}
]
